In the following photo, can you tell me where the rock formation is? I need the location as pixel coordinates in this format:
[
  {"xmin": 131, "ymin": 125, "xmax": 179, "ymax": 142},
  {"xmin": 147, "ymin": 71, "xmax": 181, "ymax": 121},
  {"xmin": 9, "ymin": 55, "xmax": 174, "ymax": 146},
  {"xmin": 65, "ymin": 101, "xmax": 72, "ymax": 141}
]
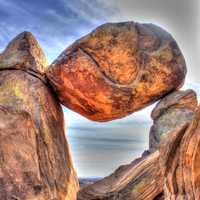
[
  {"xmin": 78, "ymin": 151, "xmax": 162, "ymax": 200},
  {"xmin": 159, "ymin": 105, "xmax": 200, "ymax": 199},
  {"xmin": 77, "ymin": 89, "xmax": 198, "ymax": 199},
  {"xmin": 0, "ymin": 106, "xmax": 45, "ymax": 199},
  {"xmin": 78, "ymin": 93, "xmax": 199, "ymax": 200},
  {"xmin": 0, "ymin": 32, "xmax": 79, "ymax": 200},
  {"xmin": 47, "ymin": 22, "xmax": 186, "ymax": 121},
  {"xmin": 0, "ymin": 31, "xmax": 48, "ymax": 74},
  {"xmin": 0, "ymin": 22, "xmax": 198, "ymax": 200},
  {"xmin": 149, "ymin": 89, "xmax": 198, "ymax": 152}
]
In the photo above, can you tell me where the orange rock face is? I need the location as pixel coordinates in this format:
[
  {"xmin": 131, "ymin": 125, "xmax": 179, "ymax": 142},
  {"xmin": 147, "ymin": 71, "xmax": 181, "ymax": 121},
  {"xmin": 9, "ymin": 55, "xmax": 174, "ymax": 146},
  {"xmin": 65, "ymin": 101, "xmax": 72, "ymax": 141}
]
[
  {"xmin": 159, "ymin": 106, "xmax": 200, "ymax": 199},
  {"xmin": 47, "ymin": 22, "xmax": 187, "ymax": 121}
]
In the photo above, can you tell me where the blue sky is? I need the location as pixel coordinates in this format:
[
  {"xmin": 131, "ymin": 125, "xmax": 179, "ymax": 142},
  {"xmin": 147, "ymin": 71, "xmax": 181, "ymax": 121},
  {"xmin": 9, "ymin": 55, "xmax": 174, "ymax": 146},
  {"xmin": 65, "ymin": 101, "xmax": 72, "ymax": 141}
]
[
  {"xmin": 0, "ymin": 0, "xmax": 199, "ymax": 177},
  {"xmin": 0, "ymin": 0, "xmax": 115, "ymax": 61}
]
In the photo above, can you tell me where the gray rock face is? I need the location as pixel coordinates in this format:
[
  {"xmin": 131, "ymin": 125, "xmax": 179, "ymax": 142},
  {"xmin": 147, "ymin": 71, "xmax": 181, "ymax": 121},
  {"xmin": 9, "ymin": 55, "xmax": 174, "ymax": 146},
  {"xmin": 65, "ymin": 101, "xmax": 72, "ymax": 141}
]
[{"xmin": 149, "ymin": 89, "xmax": 198, "ymax": 152}]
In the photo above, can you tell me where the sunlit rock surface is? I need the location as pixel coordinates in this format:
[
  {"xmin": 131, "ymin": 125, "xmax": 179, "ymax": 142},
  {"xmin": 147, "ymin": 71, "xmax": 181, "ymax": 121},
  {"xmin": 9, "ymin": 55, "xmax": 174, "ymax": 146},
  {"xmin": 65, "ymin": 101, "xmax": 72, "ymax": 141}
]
[
  {"xmin": 47, "ymin": 21, "xmax": 186, "ymax": 121},
  {"xmin": 159, "ymin": 105, "xmax": 200, "ymax": 199}
]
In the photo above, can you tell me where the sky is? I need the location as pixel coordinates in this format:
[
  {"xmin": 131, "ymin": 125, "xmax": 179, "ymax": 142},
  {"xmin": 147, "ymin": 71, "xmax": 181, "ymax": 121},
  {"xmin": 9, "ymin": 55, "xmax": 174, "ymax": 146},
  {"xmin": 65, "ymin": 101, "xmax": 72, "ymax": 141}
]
[{"xmin": 0, "ymin": 0, "xmax": 199, "ymax": 177}]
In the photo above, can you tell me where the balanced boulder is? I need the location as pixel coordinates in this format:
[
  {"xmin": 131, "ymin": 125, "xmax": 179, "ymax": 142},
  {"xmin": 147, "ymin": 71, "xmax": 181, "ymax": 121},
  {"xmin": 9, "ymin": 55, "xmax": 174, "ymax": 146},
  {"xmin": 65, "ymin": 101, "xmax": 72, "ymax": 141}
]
[{"xmin": 47, "ymin": 22, "xmax": 187, "ymax": 121}]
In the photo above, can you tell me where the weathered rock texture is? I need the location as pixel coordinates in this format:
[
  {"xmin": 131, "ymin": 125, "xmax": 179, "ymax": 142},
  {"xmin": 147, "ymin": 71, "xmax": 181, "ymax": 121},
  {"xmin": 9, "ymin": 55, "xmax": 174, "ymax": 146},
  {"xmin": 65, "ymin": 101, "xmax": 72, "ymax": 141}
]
[
  {"xmin": 0, "ymin": 32, "xmax": 79, "ymax": 200},
  {"xmin": 0, "ymin": 25, "xmax": 196, "ymax": 200},
  {"xmin": 78, "ymin": 106, "xmax": 200, "ymax": 200},
  {"xmin": 47, "ymin": 21, "xmax": 186, "ymax": 121},
  {"xmin": 78, "ymin": 151, "xmax": 163, "ymax": 200},
  {"xmin": 159, "ymin": 105, "xmax": 200, "ymax": 199},
  {"xmin": 149, "ymin": 89, "xmax": 198, "ymax": 152}
]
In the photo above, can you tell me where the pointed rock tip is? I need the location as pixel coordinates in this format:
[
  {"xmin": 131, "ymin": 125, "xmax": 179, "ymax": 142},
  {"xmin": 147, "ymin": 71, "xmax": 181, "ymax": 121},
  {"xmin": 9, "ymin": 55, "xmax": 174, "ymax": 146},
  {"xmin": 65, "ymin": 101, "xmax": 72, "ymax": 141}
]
[{"xmin": 0, "ymin": 31, "xmax": 48, "ymax": 74}]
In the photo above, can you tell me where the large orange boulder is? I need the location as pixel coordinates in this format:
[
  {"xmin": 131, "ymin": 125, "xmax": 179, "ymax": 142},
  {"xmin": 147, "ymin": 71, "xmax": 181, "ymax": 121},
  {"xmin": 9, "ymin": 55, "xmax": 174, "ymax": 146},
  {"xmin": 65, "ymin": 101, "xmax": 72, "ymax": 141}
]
[{"xmin": 47, "ymin": 22, "xmax": 186, "ymax": 121}]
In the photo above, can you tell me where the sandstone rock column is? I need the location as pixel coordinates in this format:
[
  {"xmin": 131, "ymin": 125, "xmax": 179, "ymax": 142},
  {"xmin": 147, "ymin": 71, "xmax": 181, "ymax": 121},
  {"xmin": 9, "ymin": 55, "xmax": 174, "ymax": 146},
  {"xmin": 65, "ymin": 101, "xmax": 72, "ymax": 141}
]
[
  {"xmin": 149, "ymin": 89, "xmax": 198, "ymax": 152},
  {"xmin": 159, "ymin": 105, "xmax": 200, "ymax": 199},
  {"xmin": 0, "ymin": 32, "xmax": 79, "ymax": 200},
  {"xmin": 47, "ymin": 21, "xmax": 186, "ymax": 122}
]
